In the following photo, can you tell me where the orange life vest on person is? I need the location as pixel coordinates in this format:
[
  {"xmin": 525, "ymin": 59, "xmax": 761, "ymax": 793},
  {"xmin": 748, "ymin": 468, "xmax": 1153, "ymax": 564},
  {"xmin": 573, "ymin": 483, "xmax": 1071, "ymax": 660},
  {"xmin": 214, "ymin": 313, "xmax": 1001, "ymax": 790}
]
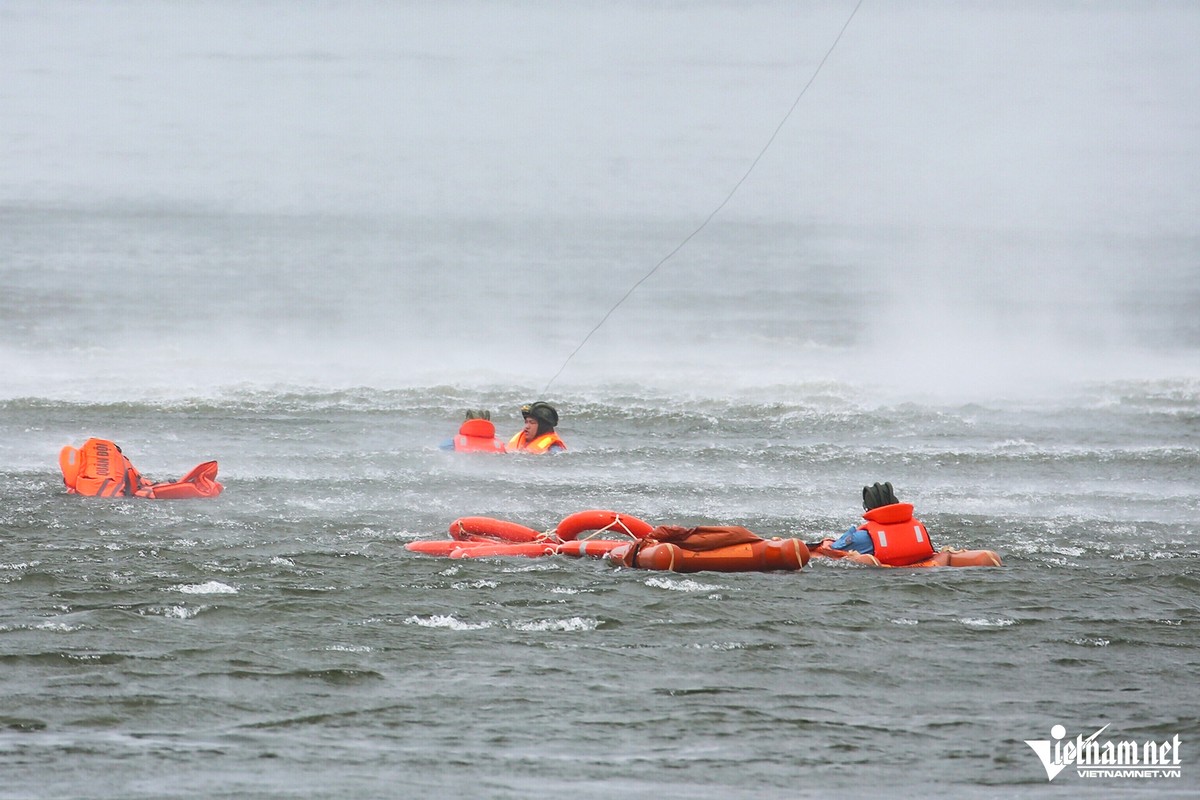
[
  {"xmin": 452, "ymin": 418, "xmax": 508, "ymax": 453},
  {"xmin": 506, "ymin": 431, "xmax": 566, "ymax": 454},
  {"xmin": 860, "ymin": 502, "xmax": 935, "ymax": 566},
  {"xmin": 59, "ymin": 438, "xmax": 149, "ymax": 497}
]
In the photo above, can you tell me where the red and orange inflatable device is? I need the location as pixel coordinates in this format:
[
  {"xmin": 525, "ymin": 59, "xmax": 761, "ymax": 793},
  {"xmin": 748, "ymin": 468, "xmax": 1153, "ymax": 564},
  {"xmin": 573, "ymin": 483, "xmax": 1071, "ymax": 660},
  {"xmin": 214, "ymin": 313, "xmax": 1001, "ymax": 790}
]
[
  {"xmin": 407, "ymin": 510, "xmax": 810, "ymax": 573},
  {"xmin": 59, "ymin": 438, "xmax": 223, "ymax": 499},
  {"xmin": 405, "ymin": 508, "xmax": 1001, "ymax": 573}
]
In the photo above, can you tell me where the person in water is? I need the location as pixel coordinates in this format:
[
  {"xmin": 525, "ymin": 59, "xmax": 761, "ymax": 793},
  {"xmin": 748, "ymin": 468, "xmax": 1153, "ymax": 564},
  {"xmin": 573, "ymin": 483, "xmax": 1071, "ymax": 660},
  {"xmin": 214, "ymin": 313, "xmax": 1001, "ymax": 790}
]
[
  {"xmin": 439, "ymin": 409, "xmax": 508, "ymax": 453},
  {"xmin": 507, "ymin": 402, "xmax": 566, "ymax": 454},
  {"xmin": 822, "ymin": 481, "xmax": 936, "ymax": 566}
]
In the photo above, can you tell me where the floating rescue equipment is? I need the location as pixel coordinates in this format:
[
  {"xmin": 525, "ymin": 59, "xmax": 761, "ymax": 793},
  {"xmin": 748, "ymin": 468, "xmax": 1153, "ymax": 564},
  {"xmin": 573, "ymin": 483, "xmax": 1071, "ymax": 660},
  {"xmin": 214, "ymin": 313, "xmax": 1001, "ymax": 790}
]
[
  {"xmin": 447, "ymin": 516, "xmax": 546, "ymax": 544},
  {"xmin": 451, "ymin": 418, "xmax": 508, "ymax": 454},
  {"xmin": 450, "ymin": 541, "xmax": 560, "ymax": 559},
  {"xmin": 858, "ymin": 502, "xmax": 935, "ymax": 566},
  {"xmin": 412, "ymin": 512, "xmax": 999, "ymax": 571},
  {"xmin": 59, "ymin": 439, "xmax": 223, "ymax": 499},
  {"xmin": 553, "ymin": 509, "xmax": 654, "ymax": 541},
  {"xmin": 609, "ymin": 525, "xmax": 810, "ymax": 573},
  {"xmin": 556, "ymin": 539, "xmax": 629, "ymax": 558},
  {"xmin": 611, "ymin": 538, "xmax": 809, "ymax": 573},
  {"xmin": 145, "ymin": 461, "xmax": 222, "ymax": 499},
  {"xmin": 406, "ymin": 540, "xmax": 495, "ymax": 556},
  {"xmin": 809, "ymin": 541, "xmax": 1002, "ymax": 568}
]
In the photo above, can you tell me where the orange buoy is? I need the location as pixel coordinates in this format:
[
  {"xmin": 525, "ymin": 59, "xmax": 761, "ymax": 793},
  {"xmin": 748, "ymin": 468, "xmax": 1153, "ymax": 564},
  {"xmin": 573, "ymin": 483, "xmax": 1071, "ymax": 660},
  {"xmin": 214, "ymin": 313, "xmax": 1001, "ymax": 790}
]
[
  {"xmin": 556, "ymin": 539, "xmax": 628, "ymax": 558},
  {"xmin": 448, "ymin": 516, "xmax": 544, "ymax": 543},
  {"xmin": 553, "ymin": 509, "xmax": 654, "ymax": 541},
  {"xmin": 449, "ymin": 542, "xmax": 559, "ymax": 559},
  {"xmin": 614, "ymin": 538, "xmax": 809, "ymax": 573}
]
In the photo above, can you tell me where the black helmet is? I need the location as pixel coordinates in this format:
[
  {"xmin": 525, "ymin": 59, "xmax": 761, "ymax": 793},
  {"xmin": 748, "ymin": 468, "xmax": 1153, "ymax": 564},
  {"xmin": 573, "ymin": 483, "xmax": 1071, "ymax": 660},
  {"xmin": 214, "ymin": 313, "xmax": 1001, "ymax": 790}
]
[
  {"xmin": 862, "ymin": 481, "xmax": 899, "ymax": 511},
  {"xmin": 521, "ymin": 401, "xmax": 559, "ymax": 428}
]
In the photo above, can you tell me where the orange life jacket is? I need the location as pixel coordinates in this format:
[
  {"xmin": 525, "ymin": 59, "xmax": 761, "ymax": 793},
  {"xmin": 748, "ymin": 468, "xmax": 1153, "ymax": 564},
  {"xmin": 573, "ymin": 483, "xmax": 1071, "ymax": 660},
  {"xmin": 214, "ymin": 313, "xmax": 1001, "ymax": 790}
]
[
  {"xmin": 59, "ymin": 438, "xmax": 149, "ymax": 497},
  {"xmin": 860, "ymin": 502, "xmax": 935, "ymax": 566},
  {"xmin": 506, "ymin": 431, "xmax": 567, "ymax": 454},
  {"xmin": 452, "ymin": 418, "xmax": 508, "ymax": 453},
  {"xmin": 60, "ymin": 439, "xmax": 223, "ymax": 499}
]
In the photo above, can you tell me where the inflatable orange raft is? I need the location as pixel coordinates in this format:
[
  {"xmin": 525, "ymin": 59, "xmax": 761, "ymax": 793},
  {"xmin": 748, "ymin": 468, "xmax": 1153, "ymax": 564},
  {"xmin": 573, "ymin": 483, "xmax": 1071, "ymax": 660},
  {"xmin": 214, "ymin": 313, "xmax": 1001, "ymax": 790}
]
[
  {"xmin": 610, "ymin": 538, "xmax": 809, "ymax": 573},
  {"xmin": 808, "ymin": 541, "xmax": 1002, "ymax": 568},
  {"xmin": 608, "ymin": 525, "xmax": 810, "ymax": 573}
]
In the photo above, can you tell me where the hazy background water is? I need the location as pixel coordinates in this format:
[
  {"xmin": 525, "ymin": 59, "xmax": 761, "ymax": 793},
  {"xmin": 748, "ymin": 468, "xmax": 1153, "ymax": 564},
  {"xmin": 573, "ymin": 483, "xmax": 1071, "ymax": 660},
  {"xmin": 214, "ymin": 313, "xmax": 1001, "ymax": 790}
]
[{"xmin": 1, "ymin": 1, "xmax": 1198, "ymax": 798}]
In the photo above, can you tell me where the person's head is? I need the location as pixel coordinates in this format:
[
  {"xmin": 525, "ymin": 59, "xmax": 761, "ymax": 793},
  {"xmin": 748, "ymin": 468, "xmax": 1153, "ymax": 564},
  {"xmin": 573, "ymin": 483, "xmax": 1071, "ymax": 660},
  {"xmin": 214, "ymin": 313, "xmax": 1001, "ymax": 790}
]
[
  {"xmin": 521, "ymin": 401, "xmax": 559, "ymax": 438},
  {"xmin": 862, "ymin": 481, "xmax": 898, "ymax": 511}
]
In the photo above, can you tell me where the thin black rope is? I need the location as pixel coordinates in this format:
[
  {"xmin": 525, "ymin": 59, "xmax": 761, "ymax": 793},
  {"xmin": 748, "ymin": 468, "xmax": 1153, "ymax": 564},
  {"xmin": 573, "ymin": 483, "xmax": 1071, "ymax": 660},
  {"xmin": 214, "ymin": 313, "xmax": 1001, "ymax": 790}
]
[{"xmin": 541, "ymin": 0, "xmax": 864, "ymax": 395}]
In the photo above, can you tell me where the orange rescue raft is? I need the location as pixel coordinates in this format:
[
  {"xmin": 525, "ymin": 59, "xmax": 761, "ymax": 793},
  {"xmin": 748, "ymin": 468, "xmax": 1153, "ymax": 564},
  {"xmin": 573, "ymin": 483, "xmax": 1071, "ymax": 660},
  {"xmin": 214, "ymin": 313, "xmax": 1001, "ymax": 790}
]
[
  {"xmin": 606, "ymin": 525, "xmax": 810, "ymax": 573},
  {"xmin": 809, "ymin": 541, "xmax": 1002, "ymax": 568},
  {"xmin": 610, "ymin": 538, "xmax": 810, "ymax": 573}
]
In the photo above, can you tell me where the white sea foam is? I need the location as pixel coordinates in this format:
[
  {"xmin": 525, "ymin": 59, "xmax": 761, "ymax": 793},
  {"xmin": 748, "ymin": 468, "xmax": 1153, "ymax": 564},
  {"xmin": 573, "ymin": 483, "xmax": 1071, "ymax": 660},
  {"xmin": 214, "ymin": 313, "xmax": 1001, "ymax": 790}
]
[
  {"xmin": 452, "ymin": 579, "xmax": 498, "ymax": 590},
  {"xmin": 35, "ymin": 621, "xmax": 81, "ymax": 632},
  {"xmin": 404, "ymin": 615, "xmax": 493, "ymax": 631},
  {"xmin": 958, "ymin": 617, "xmax": 1016, "ymax": 629},
  {"xmin": 174, "ymin": 581, "xmax": 237, "ymax": 595},
  {"xmin": 141, "ymin": 605, "xmax": 203, "ymax": 620},
  {"xmin": 644, "ymin": 576, "xmax": 725, "ymax": 593},
  {"xmin": 1073, "ymin": 637, "xmax": 1111, "ymax": 647},
  {"xmin": 510, "ymin": 617, "xmax": 599, "ymax": 632}
]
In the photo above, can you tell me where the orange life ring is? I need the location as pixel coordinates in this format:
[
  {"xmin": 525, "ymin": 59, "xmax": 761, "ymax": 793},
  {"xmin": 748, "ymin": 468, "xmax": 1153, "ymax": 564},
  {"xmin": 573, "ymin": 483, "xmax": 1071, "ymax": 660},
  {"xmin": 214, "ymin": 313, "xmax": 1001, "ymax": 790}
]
[
  {"xmin": 448, "ymin": 516, "xmax": 544, "ymax": 543},
  {"xmin": 553, "ymin": 509, "xmax": 654, "ymax": 541},
  {"xmin": 450, "ymin": 542, "xmax": 559, "ymax": 559},
  {"xmin": 613, "ymin": 538, "xmax": 809, "ymax": 573},
  {"xmin": 556, "ymin": 539, "xmax": 628, "ymax": 558}
]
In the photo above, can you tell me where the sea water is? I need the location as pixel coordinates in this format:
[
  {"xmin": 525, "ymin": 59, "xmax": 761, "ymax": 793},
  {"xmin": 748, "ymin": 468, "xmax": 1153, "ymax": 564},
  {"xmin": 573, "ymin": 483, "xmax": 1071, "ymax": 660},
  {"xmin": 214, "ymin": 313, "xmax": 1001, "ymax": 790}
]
[{"xmin": 1, "ymin": 2, "xmax": 1198, "ymax": 798}]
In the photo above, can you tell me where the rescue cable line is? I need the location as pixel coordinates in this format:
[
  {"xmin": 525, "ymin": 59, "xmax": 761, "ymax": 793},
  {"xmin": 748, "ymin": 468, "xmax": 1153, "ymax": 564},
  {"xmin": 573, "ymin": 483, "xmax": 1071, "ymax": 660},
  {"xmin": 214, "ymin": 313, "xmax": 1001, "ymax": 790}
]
[{"xmin": 541, "ymin": 0, "xmax": 864, "ymax": 395}]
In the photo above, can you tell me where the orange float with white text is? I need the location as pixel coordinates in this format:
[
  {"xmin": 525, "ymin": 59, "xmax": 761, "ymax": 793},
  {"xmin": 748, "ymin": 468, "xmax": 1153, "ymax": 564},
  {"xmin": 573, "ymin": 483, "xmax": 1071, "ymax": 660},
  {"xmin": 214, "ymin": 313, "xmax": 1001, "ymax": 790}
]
[{"xmin": 59, "ymin": 438, "xmax": 223, "ymax": 499}]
